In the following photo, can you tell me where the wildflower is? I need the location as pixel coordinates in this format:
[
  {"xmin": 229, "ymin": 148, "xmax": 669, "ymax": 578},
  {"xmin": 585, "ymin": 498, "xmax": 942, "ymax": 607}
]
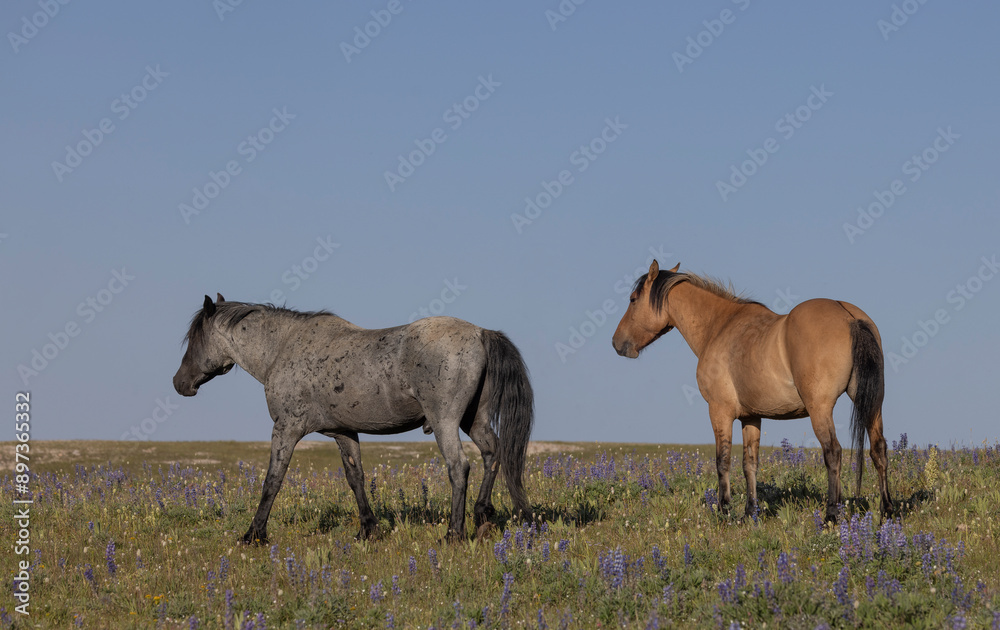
[
  {"xmin": 833, "ymin": 566, "xmax": 850, "ymax": 612},
  {"xmin": 369, "ymin": 581, "xmax": 384, "ymax": 603},
  {"xmin": 189, "ymin": 616, "xmax": 199, "ymax": 629},
  {"xmin": 776, "ymin": 551, "xmax": 795, "ymax": 584},
  {"xmin": 500, "ymin": 572, "xmax": 514, "ymax": 616},
  {"xmin": 542, "ymin": 541, "xmax": 550, "ymax": 563},
  {"xmin": 684, "ymin": 544, "xmax": 693, "ymax": 567},
  {"xmin": 225, "ymin": 590, "xmax": 235, "ymax": 630},
  {"xmin": 392, "ymin": 575, "xmax": 401, "ymax": 596},
  {"xmin": 408, "ymin": 556, "xmax": 416, "ymax": 575},
  {"xmin": 386, "ymin": 612, "xmax": 395, "ymax": 629},
  {"xmin": 106, "ymin": 539, "xmax": 117, "ymax": 577}
]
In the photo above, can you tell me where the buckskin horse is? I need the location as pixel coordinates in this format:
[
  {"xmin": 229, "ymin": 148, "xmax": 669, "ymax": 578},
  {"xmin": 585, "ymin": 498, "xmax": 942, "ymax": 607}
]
[
  {"xmin": 173, "ymin": 294, "xmax": 533, "ymax": 543},
  {"xmin": 612, "ymin": 261, "xmax": 892, "ymax": 521}
]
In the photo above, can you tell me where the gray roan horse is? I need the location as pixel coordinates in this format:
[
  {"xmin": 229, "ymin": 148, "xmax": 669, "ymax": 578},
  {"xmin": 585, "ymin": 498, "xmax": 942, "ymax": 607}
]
[
  {"xmin": 173, "ymin": 294, "xmax": 533, "ymax": 544},
  {"xmin": 612, "ymin": 262, "xmax": 893, "ymax": 522}
]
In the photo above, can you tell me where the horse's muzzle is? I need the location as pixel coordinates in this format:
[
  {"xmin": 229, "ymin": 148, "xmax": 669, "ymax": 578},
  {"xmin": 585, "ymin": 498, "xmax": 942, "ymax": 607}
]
[{"xmin": 613, "ymin": 339, "xmax": 640, "ymax": 359}]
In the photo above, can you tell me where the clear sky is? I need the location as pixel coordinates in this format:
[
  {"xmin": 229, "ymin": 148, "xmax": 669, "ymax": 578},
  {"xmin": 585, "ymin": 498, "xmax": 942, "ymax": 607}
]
[{"xmin": 2, "ymin": 1, "xmax": 998, "ymax": 450}]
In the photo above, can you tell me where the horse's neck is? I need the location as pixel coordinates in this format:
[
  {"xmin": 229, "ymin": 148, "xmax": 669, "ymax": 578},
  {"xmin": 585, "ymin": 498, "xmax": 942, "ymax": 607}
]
[
  {"xmin": 668, "ymin": 282, "xmax": 740, "ymax": 359},
  {"xmin": 219, "ymin": 312, "xmax": 303, "ymax": 384}
]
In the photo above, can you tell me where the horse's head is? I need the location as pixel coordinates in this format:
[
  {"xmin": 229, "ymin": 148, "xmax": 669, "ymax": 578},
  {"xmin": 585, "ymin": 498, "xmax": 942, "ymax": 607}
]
[
  {"xmin": 612, "ymin": 260, "xmax": 681, "ymax": 358},
  {"xmin": 173, "ymin": 293, "xmax": 235, "ymax": 396}
]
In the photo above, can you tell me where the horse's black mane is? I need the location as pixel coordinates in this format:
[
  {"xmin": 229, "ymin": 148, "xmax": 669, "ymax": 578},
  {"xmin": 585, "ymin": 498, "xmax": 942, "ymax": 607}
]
[
  {"xmin": 631, "ymin": 270, "xmax": 764, "ymax": 312},
  {"xmin": 184, "ymin": 301, "xmax": 333, "ymax": 347}
]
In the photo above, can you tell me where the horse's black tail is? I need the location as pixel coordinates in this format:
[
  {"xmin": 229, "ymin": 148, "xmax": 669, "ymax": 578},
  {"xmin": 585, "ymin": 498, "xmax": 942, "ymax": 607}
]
[
  {"xmin": 481, "ymin": 329, "xmax": 534, "ymax": 518},
  {"xmin": 849, "ymin": 319, "xmax": 885, "ymax": 496}
]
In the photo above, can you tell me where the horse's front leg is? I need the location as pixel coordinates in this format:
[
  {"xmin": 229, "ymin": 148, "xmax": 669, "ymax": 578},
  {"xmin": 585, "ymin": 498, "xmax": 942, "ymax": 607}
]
[
  {"xmin": 243, "ymin": 419, "xmax": 304, "ymax": 545},
  {"xmin": 333, "ymin": 431, "xmax": 378, "ymax": 540},
  {"xmin": 709, "ymin": 406, "xmax": 735, "ymax": 514}
]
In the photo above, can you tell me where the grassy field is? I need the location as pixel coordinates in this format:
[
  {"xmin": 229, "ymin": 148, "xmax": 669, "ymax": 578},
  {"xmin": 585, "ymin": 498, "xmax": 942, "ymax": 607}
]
[{"xmin": 2, "ymin": 436, "xmax": 998, "ymax": 629}]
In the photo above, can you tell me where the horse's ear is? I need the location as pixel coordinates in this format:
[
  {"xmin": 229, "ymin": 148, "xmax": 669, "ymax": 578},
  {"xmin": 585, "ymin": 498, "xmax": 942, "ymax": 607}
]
[
  {"xmin": 203, "ymin": 295, "xmax": 216, "ymax": 316},
  {"xmin": 668, "ymin": 262, "xmax": 680, "ymax": 273},
  {"xmin": 216, "ymin": 293, "xmax": 225, "ymax": 303},
  {"xmin": 645, "ymin": 260, "xmax": 659, "ymax": 286}
]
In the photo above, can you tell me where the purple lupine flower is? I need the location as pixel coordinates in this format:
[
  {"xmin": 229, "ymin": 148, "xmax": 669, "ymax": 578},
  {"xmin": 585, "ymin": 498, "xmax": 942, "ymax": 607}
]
[
  {"xmin": 542, "ymin": 542, "xmax": 550, "ymax": 563},
  {"xmin": 105, "ymin": 539, "xmax": 117, "ymax": 577},
  {"xmin": 813, "ymin": 509, "xmax": 824, "ymax": 534},
  {"xmin": 718, "ymin": 579, "xmax": 737, "ymax": 604},
  {"xmin": 538, "ymin": 607, "xmax": 548, "ymax": 630},
  {"xmin": 776, "ymin": 551, "xmax": 794, "ymax": 584},
  {"xmin": 557, "ymin": 539, "xmax": 569, "ymax": 553},
  {"xmin": 189, "ymin": 616, "xmax": 199, "ymax": 629},
  {"xmin": 684, "ymin": 544, "xmax": 693, "ymax": 567},
  {"xmin": 392, "ymin": 575, "xmax": 401, "ymax": 596},
  {"xmin": 408, "ymin": 556, "xmax": 416, "ymax": 575},
  {"xmin": 704, "ymin": 487, "xmax": 719, "ymax": 511},
  {"xmin": 386, "ymin": 612, "xmax": 395, "ymax": 629},
  {"xmin": 428, "ymin": 548, "xmax": 439, "ymax": 574},
  {"xmin": 951, "ymin": 613, "xmax": 967, "ymax": 630},
  {"xmin": 83, "ymin": 564, "xmax": 95, "ymax": 589},
  {"xmin": 255, "ymin": 613, "xmax": 266, "ymax": 630},
  {"xmin": 662, "ymin": 584, "xmax": 674, "ymax": 608},
  {"xmin": 340, "ymin": 569, "xmax": 350, "ymax": 589},
  {"xmin": 225, "ymin": 590, "xmax": 234, "ymax": 630},
  {"xmin": 833, "ymin": 566, "xmax": 850, "ymax": 610},
  {"xmin": 369, "ymin": 581, "xmax": 384, "ymax": 603},
  {"xmin": 269, "ymin": 544, "xmax": 278, "ymax": 563},
  {"xmin": 734, "ymin": 564, "xmax": 746, "ymax": 590},
  {"xmin": 500, "ymin": 572, "xmax": 514, "ymax": 616},
  {"xmin": 220, "ymin": 557, "xmax": 229, "ymax": 582}
]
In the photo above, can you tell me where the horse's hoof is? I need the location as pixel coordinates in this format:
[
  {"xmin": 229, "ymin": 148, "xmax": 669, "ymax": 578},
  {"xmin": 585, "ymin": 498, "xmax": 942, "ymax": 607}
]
[{"xmin": 241, "ymin": 531, "xmax": 268, "ymax": 546}]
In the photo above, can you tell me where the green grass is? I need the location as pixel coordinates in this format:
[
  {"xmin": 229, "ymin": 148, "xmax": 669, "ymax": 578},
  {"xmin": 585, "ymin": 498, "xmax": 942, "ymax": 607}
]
[{"xmin": 1, "ymin": 438, "xmax": 998, "ymax": 628}]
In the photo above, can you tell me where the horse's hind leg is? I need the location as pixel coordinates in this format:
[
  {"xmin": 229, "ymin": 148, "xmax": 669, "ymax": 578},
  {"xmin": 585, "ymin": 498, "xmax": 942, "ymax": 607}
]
[
  {"xmin": 805, "ymin": 400, "xmax": 842, "ymax": 522},
  {"xmin": 867, "ymin": 408, "xmax": 893, "ymax": 518},
  {"xmin": 740, "ymin": 418, "xmax": 761, "ymax": 518},
  {"xmin": 464, "ymin": 405, "xmax": 499, "ymax": 529},
  {"xmin": 430, "ymin": 420, "xmax": 471, "ymax": 542},
  {"xmin": 332, "ymin": 431, "xmax": 378, "ymax": 540}
]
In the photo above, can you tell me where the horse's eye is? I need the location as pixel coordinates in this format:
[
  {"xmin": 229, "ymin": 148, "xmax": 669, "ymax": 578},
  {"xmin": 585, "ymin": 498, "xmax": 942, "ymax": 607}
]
[{"xmin": 629, "ymin": 297, "xmax": 636, "ymax": 304}]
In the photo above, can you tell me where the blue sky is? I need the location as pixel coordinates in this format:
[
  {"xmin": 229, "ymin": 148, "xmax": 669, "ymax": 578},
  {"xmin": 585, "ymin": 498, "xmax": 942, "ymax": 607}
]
[{"xmin": 2, "ymin": 1, "xmax": 998, "ymax": 450}]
